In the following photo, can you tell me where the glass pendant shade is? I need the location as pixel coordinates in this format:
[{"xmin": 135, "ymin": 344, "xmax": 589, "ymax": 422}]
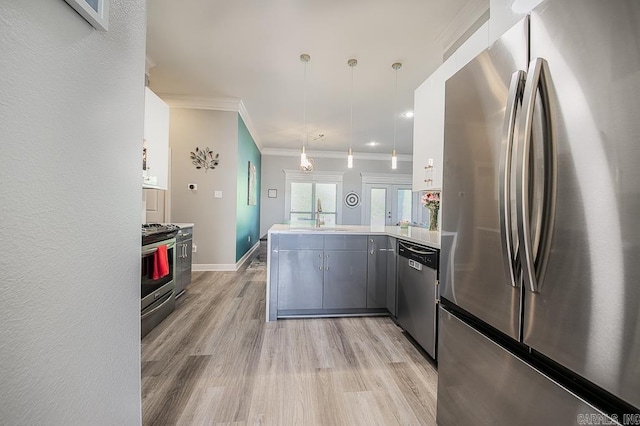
[
  {"xmin": 391, "ymin": 149, "xmax": 397, "ymax": 170},
  {"xmin": 347, "ymin": 148, "xmax": 353, "ymax": 169}
]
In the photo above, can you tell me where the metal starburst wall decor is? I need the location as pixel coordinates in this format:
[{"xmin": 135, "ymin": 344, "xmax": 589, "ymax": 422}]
[{"xmin": 190, "ymin": 147, "xmax": 220, "ymax": 172}]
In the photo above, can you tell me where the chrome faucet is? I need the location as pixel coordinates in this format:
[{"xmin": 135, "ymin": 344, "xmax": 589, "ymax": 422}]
[{"xmin": 315, "ymin": 198, "xmax": 324, "ymax": 227}]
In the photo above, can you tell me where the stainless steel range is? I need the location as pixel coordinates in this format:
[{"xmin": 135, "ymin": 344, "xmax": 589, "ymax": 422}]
[{"xmin": 141, "ymin": 223, "xmax": 178, "ymax": 338}]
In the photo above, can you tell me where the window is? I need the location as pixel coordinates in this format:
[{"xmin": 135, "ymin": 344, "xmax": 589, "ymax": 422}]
[{"xmin": 284, "ymin": 170, "xmax": 344, "ymax": 225}]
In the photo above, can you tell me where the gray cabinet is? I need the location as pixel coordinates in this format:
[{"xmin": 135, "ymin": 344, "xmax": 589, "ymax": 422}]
[
  {"xmin": 323, "ymin": 249, "xmax": 368, "ymax": 309},
  {"xmin": 322, "ymin": 235, "xmax": 368, "ymax": 309},
  {"xmin": 275, "ymin": 234, "xmax": 368, "ymax": 313},
  {"xmin": 386, "ymin": 237, "xmax": 397, "ymax": 316},
  {"xmin": 277, "ymin": 234, "xmax": 324, "ymax": 310},
  {"xmin": 278, "ymin": 249, "xmax": 324, "ymax": 310},
  {"xmin": 271, "ymin": 233, "xmax": 401, "ymax": 317},
  {"xmin": 367, "ymin": 236, "xmax": 388, "ymax": 309},
  {"xmin": 366, "ymin": 236, "xmax": 398, "ymax": 315},
  {"xmin": 175, "ymin": 226, "xmax": 193, "ymax": 298}
]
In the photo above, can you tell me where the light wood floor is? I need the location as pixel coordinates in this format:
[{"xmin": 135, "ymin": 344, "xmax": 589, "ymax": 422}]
[{"xmin": 142, "ymin": 261, "xmax": 438, "ymax": 425}]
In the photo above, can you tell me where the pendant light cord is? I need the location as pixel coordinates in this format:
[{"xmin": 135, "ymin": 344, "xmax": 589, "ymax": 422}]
[
  {"xmin": 393, "ymin": 65, "xmax": 398, "ymax": 152},
  {"xmin": 350, "ymin": 64, "xmax": 354, "ymax": 151},
  {"xmin": 303, "ymin": 59, "xmax": 308, "ymax": 150}
]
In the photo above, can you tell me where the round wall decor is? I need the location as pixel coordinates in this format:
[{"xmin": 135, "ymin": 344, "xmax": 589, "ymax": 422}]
[{"xmin": 344, "ymin": 191, "xmax": 360, "ymax": 208}]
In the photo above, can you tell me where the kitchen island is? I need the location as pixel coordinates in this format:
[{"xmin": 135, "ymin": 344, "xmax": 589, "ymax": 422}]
[{"xmin": 266, "ymin": 224, "xmax": 439, "ymax": 321}]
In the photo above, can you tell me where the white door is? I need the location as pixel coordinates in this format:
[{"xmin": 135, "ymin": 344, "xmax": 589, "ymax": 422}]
[
  {"xmin": 363, "ymin": 184, "xmax": 413, "ymax": 226},
  {"xmin": 145, "ymin": 188, "xmax": 165, "ymax": 223}
]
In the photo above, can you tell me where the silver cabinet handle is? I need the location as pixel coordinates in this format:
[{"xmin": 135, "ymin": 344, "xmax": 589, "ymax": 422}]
[
  {"xmin": 325, "ymin": 254, "xmax": 329, "ymax": 271},
  {"xmin": 516, "ymin": 57, "xmax": 556, "ymax": 294},
  {"xmin": 499, "ymin": 70, "xmax": 526, "ymax": 288},
  {"xmin": 318, "ymin": 253, "xmax": 323, "ymax": 270}
]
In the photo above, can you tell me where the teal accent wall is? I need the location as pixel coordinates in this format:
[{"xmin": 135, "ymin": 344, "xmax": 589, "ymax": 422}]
[{"xmin": 236, "ymin": 116, "xmax": 261, "ymax": 261}]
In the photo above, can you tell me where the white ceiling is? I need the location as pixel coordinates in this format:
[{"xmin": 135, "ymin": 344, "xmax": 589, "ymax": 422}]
[{"xmin": 146, "ymin": 0, "xmax": 488, "ymax": 156}]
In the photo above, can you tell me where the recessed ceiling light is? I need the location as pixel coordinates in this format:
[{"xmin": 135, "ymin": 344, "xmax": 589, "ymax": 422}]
[
  {"xmin": 403, "ymin": 111, "xmax": 414, "ymax": 118},
  {"xmin": 367, "ymin": 141, "xmax": 379, "ymax": 147}
]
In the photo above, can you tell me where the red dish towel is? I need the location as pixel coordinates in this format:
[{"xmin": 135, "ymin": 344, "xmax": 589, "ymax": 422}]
[{"xmin": 152, "ymin": 245, "xmax": 169, "ymax": 280}]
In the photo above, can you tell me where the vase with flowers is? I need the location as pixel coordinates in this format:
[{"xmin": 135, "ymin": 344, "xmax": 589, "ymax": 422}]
[{"xmin": 421, "ymin": 191, "xmax": 440, "ymax": 231}]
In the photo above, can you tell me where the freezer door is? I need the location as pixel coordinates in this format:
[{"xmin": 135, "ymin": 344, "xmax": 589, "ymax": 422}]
[
  {"xmin": 440, "ymin": 19, "xmax": 528, "ymax": 340},
  {"xmin": 437, "ymin": 307, "xmax": 610, "ymax": 426},
  {"xmin": 523, "ymin": 0, "xmax": 640, "ymax": 409}
]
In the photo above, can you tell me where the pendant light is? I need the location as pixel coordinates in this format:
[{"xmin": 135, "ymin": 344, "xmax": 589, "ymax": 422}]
[
  {"xmin": 299, "ymin": 53, "xmax": 314, "ymax": 172},
  {"xmin": 347, "ymin": 58, "xmax": 357, "ymax": 169},
  {"xmin": 391, "ymin": 62, "xmax": 402, "ymax": 170}
]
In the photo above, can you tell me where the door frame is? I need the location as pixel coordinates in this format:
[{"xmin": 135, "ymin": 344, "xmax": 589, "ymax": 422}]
[{"xmin": 360, "ymin": 173, "xmax": 414, "ymax": 225}]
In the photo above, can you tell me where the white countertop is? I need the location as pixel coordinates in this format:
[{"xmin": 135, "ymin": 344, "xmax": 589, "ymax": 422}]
[{"xmin": 268, "ymin": 224, "xmax": 440, "ymax": 249}]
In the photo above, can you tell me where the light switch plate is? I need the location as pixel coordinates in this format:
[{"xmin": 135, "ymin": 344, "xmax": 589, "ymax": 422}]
[{"xmin": 214, "ymin": 191, "xmax": 222, "ymax": 198}]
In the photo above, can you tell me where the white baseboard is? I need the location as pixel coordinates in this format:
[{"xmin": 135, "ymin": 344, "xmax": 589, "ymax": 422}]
[{"xmin": 192, "ymin": 241, "xmax": 260, "ymax": 272}]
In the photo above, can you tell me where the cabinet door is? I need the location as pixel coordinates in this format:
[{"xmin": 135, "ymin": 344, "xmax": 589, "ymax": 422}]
[
  {"xmin": 366, "ymin": 236, "xmax": 387, "ymax": 308},
  {"xmin": 278, "ymin": 249, "xmax": 324, "ymax": 310},
  {"xmin": 182, "ymin": 239, "xmax": 192, "ymax": 290},
  {"xmin": 143, "ymin": 87, "xmax": 169, "ymax": 189},
  {"xmin": 323, "ymin": 250, "xmax": 367, "ymax": 309},
  {"xmin": 386, "ymin": 237, "xmax": 397, "ymax": 316},
  {"xmin": 412, "ymin": 77, "xmax": 434, "ymax": 191}
]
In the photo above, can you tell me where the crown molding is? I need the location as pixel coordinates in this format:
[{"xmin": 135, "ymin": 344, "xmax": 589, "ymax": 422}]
[
  {"xmin": 262, "ymin": 147, "xmax": 412, "ymax": 162},
  {"xmin": 160, "ymin": 95, "xmax": 262, "ymax": 151},
  {"xmin": 435, "ymin": 0, "xmax": 489, "ymax": 52}
]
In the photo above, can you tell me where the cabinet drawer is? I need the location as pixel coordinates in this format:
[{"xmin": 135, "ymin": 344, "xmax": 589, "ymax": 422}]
[
  {"xmin": 279, "ymin": 234, "xmax": 324, "ymax": 250},
  {"xmin": 324, "ymin": 235, "xmax": 367, "ymax": 251}
]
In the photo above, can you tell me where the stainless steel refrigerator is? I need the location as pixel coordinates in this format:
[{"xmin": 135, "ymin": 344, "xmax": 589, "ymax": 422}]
[{"xmin": 438, "ymin": 1, "xmax": 640, "ymax": 424}]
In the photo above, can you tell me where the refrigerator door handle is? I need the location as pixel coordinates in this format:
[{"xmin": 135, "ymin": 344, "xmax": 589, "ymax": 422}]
[
  {"xmin": 516, "ymin": 57, "xmax": 557, "ymax": 294},
  {"xmin": 499, "ymin": 70, "xmax": 526, "ymax": 288}
]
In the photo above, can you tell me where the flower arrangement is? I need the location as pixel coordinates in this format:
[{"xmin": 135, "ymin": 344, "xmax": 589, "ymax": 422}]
[
  {"xmin": 421, "ymin": 191, "xmax": 440, "ymax": 231},
  {"xmin": 421, "ymin": 191, "xmax": 440, "ymax": 209}
]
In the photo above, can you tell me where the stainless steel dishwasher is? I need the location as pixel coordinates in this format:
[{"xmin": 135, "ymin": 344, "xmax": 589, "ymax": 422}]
[{"xmin": 396, "ymin": 240, "xmax": 439, "ymax": 360}]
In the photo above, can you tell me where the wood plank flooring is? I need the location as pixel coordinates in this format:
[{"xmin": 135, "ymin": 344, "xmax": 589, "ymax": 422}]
[{"xmin": 142, "ymin": 261, "xmax": 438, "ymax": 425}]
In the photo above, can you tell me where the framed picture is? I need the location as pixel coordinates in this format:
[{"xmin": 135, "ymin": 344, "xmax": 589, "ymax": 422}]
[
  {"xmin": 268, "ymin": 189, "xmax": 277, "ymax": 198},
  {"xmin": 247, "ymin": 161, "xmax": 257, "ymax": 205},
  {"xmin": 64, "ymin": 0, "xmax": 109, "ymax": 31}
]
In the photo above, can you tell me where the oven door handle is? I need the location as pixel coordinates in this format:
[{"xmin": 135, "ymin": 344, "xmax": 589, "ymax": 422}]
[
  {"xmin": 141, "ymin": 290, "xmax": 174, "ymax": 320},
  {"xmin": 142, "ymin": 240, "xmax": 176, "ymax": 257},
  {"xmin": 142, "ymin": 247, "xmax": 158, "ymax": 256}
]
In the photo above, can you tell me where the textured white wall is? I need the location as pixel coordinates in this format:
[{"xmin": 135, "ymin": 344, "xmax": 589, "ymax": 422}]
[
  {"xmin": 0, "ymin": 1, "xmax": 145, "ymax": 424},
  {"xmin": 169, "ymin": 108, "xmax": 239, "ymax": 267}
]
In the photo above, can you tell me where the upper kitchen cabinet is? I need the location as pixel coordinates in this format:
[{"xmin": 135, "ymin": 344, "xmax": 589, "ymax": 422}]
[
  {"xmin": 412, "ymin": 22, "xmax": 489, "ymax": 191},
  {"xmin": 143, "ymin": 87, "xmax": 169, "ymax": 190}
]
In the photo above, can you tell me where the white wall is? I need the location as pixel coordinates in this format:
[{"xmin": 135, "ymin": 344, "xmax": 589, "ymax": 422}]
[
  {"xmin": 489, "ymin": 0, "xmax": 544, "ymax": 43},
  {"xmin": 169, "ymin": 108, "xmax": 239, "ymax": 267},
  {"xmin": 260, "ymin": 154, "xmax": 412, "ymax": 235},
  {"xmin": 0, "ymin": 1, "xmax": 145, "ymax": 424}
]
